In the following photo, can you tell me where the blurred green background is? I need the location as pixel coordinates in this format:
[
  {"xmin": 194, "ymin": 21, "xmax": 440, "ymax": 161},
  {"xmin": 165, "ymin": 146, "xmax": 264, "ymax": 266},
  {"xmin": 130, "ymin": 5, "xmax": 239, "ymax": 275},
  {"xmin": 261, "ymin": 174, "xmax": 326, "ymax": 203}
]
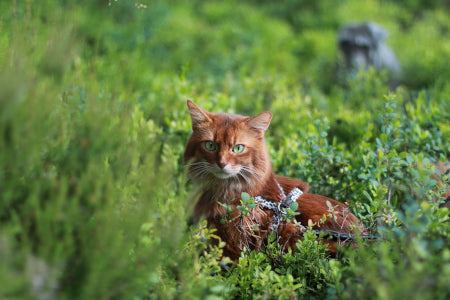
[{"xmin": 0, "ymin": 0, "xmax": 449, "ymax": 299}]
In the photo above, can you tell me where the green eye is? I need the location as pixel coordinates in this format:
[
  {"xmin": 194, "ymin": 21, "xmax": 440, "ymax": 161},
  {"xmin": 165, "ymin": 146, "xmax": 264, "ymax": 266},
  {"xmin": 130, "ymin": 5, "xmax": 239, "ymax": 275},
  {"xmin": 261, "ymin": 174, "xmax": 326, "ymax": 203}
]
[
  {"xmin": 233, "ymin": 144, "xmax": 245, "ymax": 153},
  {"xmin": 204, "ymin": 141, "xmax": 216, "ymax": 151}
]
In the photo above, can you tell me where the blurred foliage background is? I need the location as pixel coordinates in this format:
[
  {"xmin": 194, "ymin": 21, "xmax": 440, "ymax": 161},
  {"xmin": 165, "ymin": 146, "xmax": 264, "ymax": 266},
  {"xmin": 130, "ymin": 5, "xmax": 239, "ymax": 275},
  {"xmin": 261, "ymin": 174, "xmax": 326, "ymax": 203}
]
[{"xmin": 0, "ymin": 0, "xmax": 449, "ymax": 299}]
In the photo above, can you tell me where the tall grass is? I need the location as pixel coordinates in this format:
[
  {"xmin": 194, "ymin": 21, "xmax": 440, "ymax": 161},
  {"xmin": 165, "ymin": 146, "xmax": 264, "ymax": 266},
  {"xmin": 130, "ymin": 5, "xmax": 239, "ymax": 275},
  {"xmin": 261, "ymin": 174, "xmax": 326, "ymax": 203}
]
[{"xmin": 0, "ymin": 0, "xmax": 449, "ymax": 299}]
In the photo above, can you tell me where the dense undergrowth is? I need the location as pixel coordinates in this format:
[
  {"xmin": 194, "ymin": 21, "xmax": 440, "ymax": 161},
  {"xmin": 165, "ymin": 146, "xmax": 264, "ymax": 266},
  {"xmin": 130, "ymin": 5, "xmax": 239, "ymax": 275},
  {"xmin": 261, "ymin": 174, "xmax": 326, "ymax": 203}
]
[{"xmin": 0, "ymin": 0, "xmax": 449, "ymax": 299}]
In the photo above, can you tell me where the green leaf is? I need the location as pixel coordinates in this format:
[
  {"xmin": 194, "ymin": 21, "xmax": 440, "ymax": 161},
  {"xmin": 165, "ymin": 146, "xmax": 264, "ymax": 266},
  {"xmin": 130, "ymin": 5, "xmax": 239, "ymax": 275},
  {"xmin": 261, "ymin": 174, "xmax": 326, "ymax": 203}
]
[
  {"xmin": 241, "ymin": 192, "xmax": 251, "ymax": 203},
  {"xmin": 290, "ymin": 202, "xmax": 299, "ymax": 211}
]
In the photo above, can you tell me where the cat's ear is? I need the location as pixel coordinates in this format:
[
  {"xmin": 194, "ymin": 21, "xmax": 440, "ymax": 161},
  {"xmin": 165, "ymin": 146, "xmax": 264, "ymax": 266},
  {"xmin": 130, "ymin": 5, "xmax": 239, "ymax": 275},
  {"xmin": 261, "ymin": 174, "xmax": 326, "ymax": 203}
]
[
  {"xmin": 247, "ymin": 111, "xmax": 273, "ymax": 133},
  {"xmin": 187, "ymin": 100, "xmax": 212, "ymax": 128}
]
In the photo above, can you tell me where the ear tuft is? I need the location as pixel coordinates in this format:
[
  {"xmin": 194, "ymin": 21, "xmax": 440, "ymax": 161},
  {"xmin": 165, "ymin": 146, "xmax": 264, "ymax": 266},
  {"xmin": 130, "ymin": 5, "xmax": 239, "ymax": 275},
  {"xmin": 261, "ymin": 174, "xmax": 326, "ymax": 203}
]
[
  {"xmin": 187, "ymin": 100, "xmax": 211, "ymax": 128},
  {"xmin": 247, "ymin": 111, "xmax": 272, "ymax": 132}
]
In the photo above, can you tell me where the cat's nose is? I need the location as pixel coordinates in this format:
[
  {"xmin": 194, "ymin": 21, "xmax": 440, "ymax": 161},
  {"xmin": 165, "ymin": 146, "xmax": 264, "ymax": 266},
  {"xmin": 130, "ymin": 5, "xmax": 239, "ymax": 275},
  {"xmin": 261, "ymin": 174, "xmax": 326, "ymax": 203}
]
[{"xmin": 217, "ymin": 161, "xmax": 226, "ymax": 169}]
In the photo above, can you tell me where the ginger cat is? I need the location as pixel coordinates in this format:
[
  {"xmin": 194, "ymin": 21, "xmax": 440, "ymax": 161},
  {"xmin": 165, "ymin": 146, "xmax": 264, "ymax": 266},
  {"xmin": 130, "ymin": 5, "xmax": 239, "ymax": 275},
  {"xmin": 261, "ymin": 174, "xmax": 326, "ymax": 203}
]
[{"xmin": 184, "ymin": 100, "xmax": 369, "ymax": 260}]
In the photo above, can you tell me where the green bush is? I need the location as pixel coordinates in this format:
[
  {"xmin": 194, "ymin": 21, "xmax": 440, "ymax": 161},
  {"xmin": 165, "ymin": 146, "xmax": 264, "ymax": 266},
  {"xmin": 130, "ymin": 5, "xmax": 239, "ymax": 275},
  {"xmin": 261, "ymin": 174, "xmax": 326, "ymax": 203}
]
[{"xmin": 0, "ymin": 0, "xmax": 449, "ymax": 299}]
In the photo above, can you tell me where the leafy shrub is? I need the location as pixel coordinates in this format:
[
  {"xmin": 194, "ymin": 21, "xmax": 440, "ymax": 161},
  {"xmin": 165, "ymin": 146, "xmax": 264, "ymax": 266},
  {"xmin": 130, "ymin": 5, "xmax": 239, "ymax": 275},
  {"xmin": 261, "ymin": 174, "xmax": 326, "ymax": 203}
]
[{"xmin": 0, "ymin": 0, "xmax": 449, "ymax": 299}]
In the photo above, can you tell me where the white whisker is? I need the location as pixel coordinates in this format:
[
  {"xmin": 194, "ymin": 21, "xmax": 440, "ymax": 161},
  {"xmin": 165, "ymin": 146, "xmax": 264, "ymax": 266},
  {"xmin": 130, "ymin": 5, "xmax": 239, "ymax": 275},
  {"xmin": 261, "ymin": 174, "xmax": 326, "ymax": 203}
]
[
  {"xmin": 240, "ymin": 165, "xmax": 264, "ymax": 185},
  {"xmin": 239, "ymin": 171, "xmax": 252, "ymax": 187},
  {"xmin": 186, "ymin": 161, "xmax": 213, "ymax": 182},
  {"xmin": 186, "ymin": 160, "xmax": 267, "ymax": 204}
]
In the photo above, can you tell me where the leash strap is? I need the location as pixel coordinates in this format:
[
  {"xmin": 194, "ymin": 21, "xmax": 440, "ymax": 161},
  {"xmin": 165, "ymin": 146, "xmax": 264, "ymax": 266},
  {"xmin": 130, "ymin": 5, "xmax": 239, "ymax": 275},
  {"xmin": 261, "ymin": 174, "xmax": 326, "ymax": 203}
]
[
  {"xmin": 254, "ymin": 187, "xmax": 303, "ymax": 232},
  {"xmin": 253, "ymin": 183, "xmax": 377, "ymax": 240}
]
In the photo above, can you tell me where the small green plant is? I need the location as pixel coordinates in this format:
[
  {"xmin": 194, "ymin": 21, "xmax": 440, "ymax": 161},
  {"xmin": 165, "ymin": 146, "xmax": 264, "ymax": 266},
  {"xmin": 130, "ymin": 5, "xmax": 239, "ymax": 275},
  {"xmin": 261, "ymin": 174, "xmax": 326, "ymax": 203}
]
[
  {"xmin": 282, "ymin": 201, "xmax": 300, "ymax": 222},
  {"xmin": 237, "ymin": 192, "xmax": 258, "ymax": 216},
  {"xmin": 1, "ymin": 0, "xmax": 449, "ymax": 299}
]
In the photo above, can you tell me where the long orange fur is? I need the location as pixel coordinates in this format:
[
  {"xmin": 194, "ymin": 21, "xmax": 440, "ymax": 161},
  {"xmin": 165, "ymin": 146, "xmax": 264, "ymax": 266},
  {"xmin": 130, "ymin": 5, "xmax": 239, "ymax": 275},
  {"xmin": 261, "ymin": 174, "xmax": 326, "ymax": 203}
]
[{"xmin": 184, "ymin": 100, "xmax": 368, "ymax": 260}]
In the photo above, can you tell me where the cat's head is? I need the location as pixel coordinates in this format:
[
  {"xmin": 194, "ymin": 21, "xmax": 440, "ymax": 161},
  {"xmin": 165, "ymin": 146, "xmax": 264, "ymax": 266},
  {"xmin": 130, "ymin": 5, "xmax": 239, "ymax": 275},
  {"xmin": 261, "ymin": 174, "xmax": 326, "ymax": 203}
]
[{"xmin": 184, "ymin": 100, "xmax": 273, "ymax": 193}]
